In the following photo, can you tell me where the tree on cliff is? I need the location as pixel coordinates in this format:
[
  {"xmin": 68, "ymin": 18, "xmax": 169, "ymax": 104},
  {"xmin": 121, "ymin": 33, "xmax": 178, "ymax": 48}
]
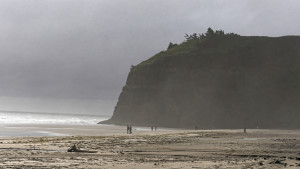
[
  {"xmin": 205, "ymin": 27, "xmax": 215, "ymax": 37},
  {"xmin": 167, "ymin": 42, "xmax": 178, "ymax": 50},
  {"xmin": 184, "ymin": 28, "xmax": 228, "ymax": 41}
]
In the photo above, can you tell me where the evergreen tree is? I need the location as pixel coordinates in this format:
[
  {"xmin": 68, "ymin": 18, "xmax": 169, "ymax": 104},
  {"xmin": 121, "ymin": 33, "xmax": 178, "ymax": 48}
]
[
  {"xmin": 167, "ymin": 42, "xmax": 178, "ymax": 50},
  {"xmin": 205, "ymin": 27, "xmax": 215, "ymax": 37}
]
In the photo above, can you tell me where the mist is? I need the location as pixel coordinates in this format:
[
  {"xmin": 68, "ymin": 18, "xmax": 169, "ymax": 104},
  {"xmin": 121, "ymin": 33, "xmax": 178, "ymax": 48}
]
[{"xmin": 1, "ymin": 0, "xmax": 300, "ymax": 115}]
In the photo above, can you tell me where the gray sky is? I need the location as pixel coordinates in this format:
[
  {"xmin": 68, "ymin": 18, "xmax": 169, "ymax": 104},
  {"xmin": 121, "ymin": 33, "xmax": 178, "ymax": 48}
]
[{"xmin": 0, "ymin": 0, "xmax": 300, "ymax": 115}]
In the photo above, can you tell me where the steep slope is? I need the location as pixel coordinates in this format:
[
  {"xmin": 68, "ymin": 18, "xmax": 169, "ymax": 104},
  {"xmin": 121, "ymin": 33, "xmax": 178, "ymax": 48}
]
[{"xmin": 101, "ymin": 32, "xmax": 300, "ymax": 129}]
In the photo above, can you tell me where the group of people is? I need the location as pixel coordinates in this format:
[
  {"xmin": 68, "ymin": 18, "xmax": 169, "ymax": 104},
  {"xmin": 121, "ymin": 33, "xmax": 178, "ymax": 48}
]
[
  {"xmin": 151, "ymin": 126, "xmax": 157, "ymax": 131},
  {"xmin": 127, "ymin": 125, "xmax": 132, "ymax": 134},
  {"xmin": 126, "ymin": 125, "xmax": 158, "ymax": 133}
]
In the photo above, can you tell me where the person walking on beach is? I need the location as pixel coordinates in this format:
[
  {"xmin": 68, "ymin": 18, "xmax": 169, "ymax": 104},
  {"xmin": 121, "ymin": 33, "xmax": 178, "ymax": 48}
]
[
  {"xmin": 244, "ymin": 128, "xmax": 247, "ymax": 133},
  {"xmin": 151, "ymin": 126, "xmax": 153, "ymax": 131},
  {"xmin": 129, "ymin": 125, "xmax": 132, "ymax": 134},
  {"xmin": 127, "ymin": 125, "xmax": 130, "ymax": 134}
]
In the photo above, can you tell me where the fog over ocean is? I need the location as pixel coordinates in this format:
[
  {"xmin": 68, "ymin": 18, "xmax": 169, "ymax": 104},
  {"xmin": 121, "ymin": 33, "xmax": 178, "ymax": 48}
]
[{"xmin": 2, "ymin": 1, "xmax": 299, "ymax": 120}]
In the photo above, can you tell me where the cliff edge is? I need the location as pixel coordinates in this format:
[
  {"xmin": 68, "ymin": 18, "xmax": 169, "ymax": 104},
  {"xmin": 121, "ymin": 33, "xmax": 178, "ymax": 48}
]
[{"xmin": 101, "ymin": 29, "xmax": 300, "ymax": 129}]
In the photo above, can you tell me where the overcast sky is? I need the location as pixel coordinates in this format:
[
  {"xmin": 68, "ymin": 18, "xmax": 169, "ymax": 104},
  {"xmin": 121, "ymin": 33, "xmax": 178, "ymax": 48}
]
[{"xmin": 0, "ymin": 0, "xmax": 300, "ymax": 115}]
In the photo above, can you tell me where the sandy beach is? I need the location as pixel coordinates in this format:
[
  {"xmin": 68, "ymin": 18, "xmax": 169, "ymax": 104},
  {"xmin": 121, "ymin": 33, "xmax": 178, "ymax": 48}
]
[{"xmin": 0, "ymin": 125, "xmax": 300, "ymax": 168}]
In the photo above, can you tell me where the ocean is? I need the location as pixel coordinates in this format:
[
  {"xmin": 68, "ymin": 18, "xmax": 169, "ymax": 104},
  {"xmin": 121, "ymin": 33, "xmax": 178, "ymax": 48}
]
[{"xmin": 0, "ymin": 111, "xmax": 110, "ymax": 137}]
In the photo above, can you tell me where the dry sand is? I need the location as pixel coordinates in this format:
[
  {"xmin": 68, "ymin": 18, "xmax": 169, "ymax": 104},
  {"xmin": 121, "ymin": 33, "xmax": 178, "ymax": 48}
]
[{"xmin": 0, "ymin": 125, "xmax": 300, "ymax": 168}]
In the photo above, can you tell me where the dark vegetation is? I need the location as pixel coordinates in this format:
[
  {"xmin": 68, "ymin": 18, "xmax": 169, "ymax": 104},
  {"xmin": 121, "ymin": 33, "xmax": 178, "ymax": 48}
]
[{"xmin": 101, "ymin": 28, "xmax": 300, "ymax": 129}]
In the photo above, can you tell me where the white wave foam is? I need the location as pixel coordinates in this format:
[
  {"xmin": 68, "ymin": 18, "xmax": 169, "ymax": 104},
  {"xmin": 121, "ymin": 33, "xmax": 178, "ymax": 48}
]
[{"xmin": 0, "ymin": 111, "xmax": 109, "ymax": 125}]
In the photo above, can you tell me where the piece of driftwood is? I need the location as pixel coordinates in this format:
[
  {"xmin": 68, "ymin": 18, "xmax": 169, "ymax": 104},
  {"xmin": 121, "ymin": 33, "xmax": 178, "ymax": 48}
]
[{"xmin": 67, "ymin": 144, "xmax": 97, "ymax": 153}]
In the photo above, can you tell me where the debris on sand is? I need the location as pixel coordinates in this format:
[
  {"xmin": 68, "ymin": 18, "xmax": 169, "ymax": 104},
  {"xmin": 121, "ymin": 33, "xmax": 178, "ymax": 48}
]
[
  {"xmin": 67, "ymin": 144, "xmax": 97, "ymax": 153},
  {"xmin": 269, "ymin": 159, "xmax": 287, "ymax": 166}
]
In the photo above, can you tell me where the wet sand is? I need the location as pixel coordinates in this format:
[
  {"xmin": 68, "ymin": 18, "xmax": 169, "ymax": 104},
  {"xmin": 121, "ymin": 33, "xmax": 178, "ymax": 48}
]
[{"xmin": 0, "ymin": 125, "xmax": 299, "ymax": 168}]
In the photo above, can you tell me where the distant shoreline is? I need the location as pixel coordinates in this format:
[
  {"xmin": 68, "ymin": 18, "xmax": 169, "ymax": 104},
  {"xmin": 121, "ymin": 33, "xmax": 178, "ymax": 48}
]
[
  {"xmin": 0, "ymin": 109, "xmax": 109, "ymax": 117},
  {"xmin": 0, "ymin": 123, "xmax": 179, "ymax": 138}
]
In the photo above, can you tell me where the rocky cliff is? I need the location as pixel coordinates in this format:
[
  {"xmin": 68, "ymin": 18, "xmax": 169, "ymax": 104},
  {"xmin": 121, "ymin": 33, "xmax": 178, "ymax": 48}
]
[{"xmin": 101, "ymin": 31, "xmax": 300, "ymax": 129}]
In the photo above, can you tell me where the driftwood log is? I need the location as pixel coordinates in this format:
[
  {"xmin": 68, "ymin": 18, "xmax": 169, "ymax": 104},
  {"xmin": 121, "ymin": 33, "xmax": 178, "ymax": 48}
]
[{"xmin": 67, "ymin": 144, "xmax": 97, "ymax": 153}]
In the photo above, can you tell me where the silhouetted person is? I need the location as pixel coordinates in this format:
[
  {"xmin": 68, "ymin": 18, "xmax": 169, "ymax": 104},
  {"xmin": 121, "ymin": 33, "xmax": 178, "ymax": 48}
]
[
  {"xmin": 154, "ymin": 126, "xmax": 157, "ymax": 131},
  {"xmin": 129, "ymin": 125, "xmax": 132, "ymax": 134},
  {"xmin": 151, "ymin": 126, "xmax": 153, "ymax": 131},
  {"xmin": 244, "ymin": 128, "xmax": 247, "ymax": 133},
  {"xmin": 127, "ymin": 125, "xmax": 130, "ymax": 134}
]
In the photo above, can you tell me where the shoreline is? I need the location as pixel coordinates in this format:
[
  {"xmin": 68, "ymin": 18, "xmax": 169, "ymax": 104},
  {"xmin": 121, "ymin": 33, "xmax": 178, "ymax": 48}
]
[
  {"xmin": 0, "ymin": 123, "xmax": 183, "ymax": 138},
  {"xmin": 0, "ymin": 127, "xmax": 299, "ymax": 168},
  {"xmin": 1, "ymin": 123, "xmax": 300, "ymax": 138}
]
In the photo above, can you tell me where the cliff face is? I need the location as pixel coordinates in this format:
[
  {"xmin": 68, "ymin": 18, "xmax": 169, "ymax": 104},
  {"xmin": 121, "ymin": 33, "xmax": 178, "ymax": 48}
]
[{"xmin": 102, "ymin": 35, "xmax": 300, "ymax": 129}]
